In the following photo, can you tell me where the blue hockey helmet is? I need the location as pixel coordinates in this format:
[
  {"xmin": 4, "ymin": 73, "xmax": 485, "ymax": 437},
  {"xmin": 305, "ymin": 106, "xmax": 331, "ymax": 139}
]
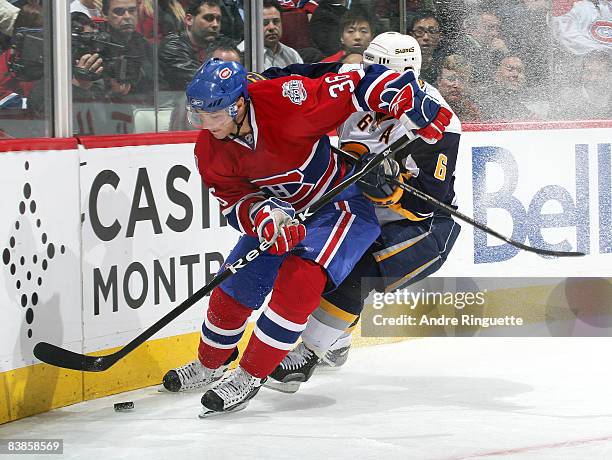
[{"xmin": 186, "ymin": 58, "xmax": 249, "ymax": 118}]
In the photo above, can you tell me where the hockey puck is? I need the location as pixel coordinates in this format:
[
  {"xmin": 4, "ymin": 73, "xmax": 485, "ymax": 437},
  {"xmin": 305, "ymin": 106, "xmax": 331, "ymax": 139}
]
[{"xmin": 114, "ymin": 401, "xmax": 134, "ymax": 411}]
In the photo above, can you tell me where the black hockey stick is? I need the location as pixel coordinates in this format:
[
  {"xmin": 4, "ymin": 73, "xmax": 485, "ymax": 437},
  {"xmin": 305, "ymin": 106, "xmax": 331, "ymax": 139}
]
[
  {"xmin": 33, "ymin": 135, "xmax": 414, "ymax": 372},
  {"xmin": 329, "ymin": 144, "xmax": 584, "ymax": 258},
  {"xmin": 388, "ymin": 178, "xmax": 584, "ymax": 258}
]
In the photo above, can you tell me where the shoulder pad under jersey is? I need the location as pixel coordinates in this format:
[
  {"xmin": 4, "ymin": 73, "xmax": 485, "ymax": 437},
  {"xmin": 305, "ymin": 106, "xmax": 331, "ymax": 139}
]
[{"xmin": 247, "ymin": 72, "xmax": 268, "ymax": 84}]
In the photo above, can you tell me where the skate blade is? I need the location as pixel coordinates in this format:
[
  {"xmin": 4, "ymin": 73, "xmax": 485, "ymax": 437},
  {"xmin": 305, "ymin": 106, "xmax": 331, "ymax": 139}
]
[
  {"xmin": 157, "ymin": 386, "xmax": 209, "ymax": 393},
  {"xmin": 198, "ymin": 401, "xmax": 248, "ymax": 418},
  {"xmin": 316, "ymin": 362, "xmax": 344, "ymax": 372},
  {"xmin": 157, "ymin": 375, "xmax": 227, "ymax": 394},
  {"xmin": 263, "ymin": 379, "xmax": 301, "ymax": 394},
  {"xmin": 319, "ymin": 356, "xmax": 348, "ymax": 370}
]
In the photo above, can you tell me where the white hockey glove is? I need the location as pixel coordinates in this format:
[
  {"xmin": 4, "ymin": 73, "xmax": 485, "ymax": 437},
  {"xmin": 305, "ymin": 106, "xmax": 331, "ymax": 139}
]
[{"xmin": 253, "ymin": 198, "xmax": 306, "ymax": 255}]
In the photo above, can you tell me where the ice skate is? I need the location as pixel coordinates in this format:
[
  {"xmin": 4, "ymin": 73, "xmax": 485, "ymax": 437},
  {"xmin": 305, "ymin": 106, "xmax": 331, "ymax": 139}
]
[
  {"xmin": 161, "ymin": 348, "xmax": 238, "ymax": 393},
  {"xmin": 199, "ymin": 366, "xmax": 264, "ymax": 418},
  {"xmin": 319, "ymin": 344, "xmax": 351, "ymax": 369},
  {"xmin": 264, "ymin": 342, "xmax": 320, "ymax": 394}
]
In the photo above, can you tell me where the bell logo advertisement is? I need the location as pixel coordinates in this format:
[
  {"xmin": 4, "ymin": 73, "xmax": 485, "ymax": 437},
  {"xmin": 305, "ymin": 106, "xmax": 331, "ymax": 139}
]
[{"xmin": 439, "ymin": 128, "xmax": 612, "ymax": 277}]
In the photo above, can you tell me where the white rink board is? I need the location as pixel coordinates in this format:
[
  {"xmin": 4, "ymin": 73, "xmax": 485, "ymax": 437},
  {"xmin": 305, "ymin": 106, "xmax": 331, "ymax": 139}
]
[
  {"xmin": 439, "ymin": 127, "xmax": 612, "ymax": 277},
  {"xmin": 79, "ymin": 143, "xmax": 240, "ymax": 352},
  {"xmin": 1, "ymin": 127, "xmax": 611, "ymax": 374},
  {"xmin": 0, "ymin": 150, "xmax": 82, "ymax": 372}
]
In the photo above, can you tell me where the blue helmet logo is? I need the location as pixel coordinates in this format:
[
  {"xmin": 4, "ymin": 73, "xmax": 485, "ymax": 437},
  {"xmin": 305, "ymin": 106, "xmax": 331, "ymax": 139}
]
[{"xmin": 186, "ymin": 58, "xmax": 249, "ymax": 114}]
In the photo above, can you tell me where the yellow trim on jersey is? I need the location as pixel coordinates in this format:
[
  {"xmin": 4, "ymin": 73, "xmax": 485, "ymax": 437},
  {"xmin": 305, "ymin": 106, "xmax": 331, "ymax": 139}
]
[
  {"xmin": 246, "ymin": 72, "xmax": 267, "ymax": 83},
  {"xmin": 388, "ymin": 204, "xmax": 432, "ymax": 221},
  {"xmin": 375, "ymin": 113, "xmax": 394, "ymax": 124},
  {"xmin": 365, "ymin": 186, "xmax": 403, "ymax": 206},
  {"xmin": 339, "ymin": 141, "xmax": 370, "ymax": 159},
  {"xmin": 385, "ymin": 256, "xmax": 441, "ymax": 292},
  {"xmin": 364, "ymin": 171, "xmax": 407, "ymax": 206},
  {"xmin": 373, "ymin": 231, "xmax": 431, "ymax": 262},
  {"xmin": 319, "ymin": 298, "xmax": 358, "ymax": 323}
]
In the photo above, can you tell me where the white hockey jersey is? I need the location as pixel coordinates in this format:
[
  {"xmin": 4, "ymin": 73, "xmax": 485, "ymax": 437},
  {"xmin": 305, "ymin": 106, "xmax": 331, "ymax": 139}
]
[{"xmin": 337, "ymin": 81, "xmax": 461, "ymax": 225}]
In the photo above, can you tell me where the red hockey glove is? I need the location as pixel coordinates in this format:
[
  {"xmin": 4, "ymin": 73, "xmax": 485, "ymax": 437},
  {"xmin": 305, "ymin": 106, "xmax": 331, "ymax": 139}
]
[
  {"xmin": 380, "ymin": 71, "xmax": 451, "ymax": 143},
  {"xmin": 253, "ymin": 198, "xmax": 306, "ymax": 255},
  {"xmin": 415, "ymin": 106, "xmax": 453, "ymax": 144}
]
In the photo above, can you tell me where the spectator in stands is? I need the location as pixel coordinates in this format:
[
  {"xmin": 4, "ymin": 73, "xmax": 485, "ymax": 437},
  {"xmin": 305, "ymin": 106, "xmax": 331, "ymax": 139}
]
[
  {"xmin": 497, "ymin": 0, "xmax": 553, "ymax": 85},
  {"xmin": 0, "ymin": 2, "xmax": 43, "ymax": 109},
  {"xmin": 70, "ymin": 12, "xmax": 105, "ymax": 95},
  {"xmin": 70, "ymin": 0, "xmax": 101, "ymax": 18},
  {"xmin": 219, "ymin": 0, "xmax": 244, "ymax": 43},
  {"xmin": 478, "ymin": 54, "xmax": 540, "ymax": 122},
  {"xmin": 29, "ymin": 12, "xmax": 106, "ymax": 133},
  {"xmin": 372, "ymin": 0, "xmax": 438, "ymax": 33},
  {"xmin": 279, "ymin": 0, "xmax": 319, "ymax": 15},
  {"xmin": 99, "ymin": 0, "xmax": 153, "ymax": 99},
  {"xmin": 408, "ymin": 11, "xmax": 446, "ymax": 83},
  {"xmin": 137, "ymin": 0, "xmax": 185, "ymax": 42},
  {"xmin": 309, "ymin": 0, "xmax": 348, "ymax": 56},
  {"xmin": 451, "ymin": 9, "xmax": 509, "ymax": 85},
  {"xmin": 435, "ymin": 54, "xmax": 480, "ymax": 122},
  {"xmin": 158, "ymin": 0, "xmax": 223, "ymax": 91},
  {"xmin": 553, "ymin": 0, "xmax": 612, "ymax": 56},
  {"xmin": 321, "ymin": 7, "xmax": 375, "ymax": 62},
  {"xmin": 209, "ymin": 36, "xmax": 241, "ymax": 62},
  {"xmin": 499, "ymin": 0, "xmax": 553, "ymax": 85},
  {"xmin": 0, "ymin": 0, "xmax": 19, "ymax": 37},
  {"xmin": 277, "ymin": 0, "xmax": 322, "ymax": 63},
  {"xmin": 263, "ymin": 0, "xmax": 303, "ymax": 68},
  {"xmin": 556, "ymin": 50, "xmax": 612, "ymax": 119},
  {"xmin": 432, "ymin": 0, "xmax": 466, "ymax": 44}
]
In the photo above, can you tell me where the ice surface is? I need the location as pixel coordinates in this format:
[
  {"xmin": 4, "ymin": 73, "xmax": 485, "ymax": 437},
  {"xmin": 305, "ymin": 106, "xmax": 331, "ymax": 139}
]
[{"xmin": 2, "ymin": 338, "xmax": 612, "ymax": 459}]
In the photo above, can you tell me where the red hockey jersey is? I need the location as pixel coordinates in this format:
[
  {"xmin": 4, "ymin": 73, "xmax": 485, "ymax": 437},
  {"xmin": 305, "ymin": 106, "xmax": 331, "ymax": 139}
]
[{"xmin": 193, "ymin": 67, "xmax": 410, "ymax": 236}]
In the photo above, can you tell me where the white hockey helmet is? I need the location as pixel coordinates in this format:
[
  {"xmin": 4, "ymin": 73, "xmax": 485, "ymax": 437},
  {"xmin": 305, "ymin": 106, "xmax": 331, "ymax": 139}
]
[{"xmin": 363, "ymin": 32, "xmax": 422, "ymax": 78}]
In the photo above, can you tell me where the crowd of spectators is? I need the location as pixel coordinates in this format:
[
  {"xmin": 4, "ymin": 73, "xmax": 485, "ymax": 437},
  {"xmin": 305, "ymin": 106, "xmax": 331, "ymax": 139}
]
[{"xmin": 0, "ymin": 0, "xmax": 611, "ymax": 137}]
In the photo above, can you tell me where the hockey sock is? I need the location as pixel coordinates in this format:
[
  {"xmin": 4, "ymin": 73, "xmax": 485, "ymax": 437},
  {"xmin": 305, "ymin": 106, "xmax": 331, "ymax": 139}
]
[
  {"xmin": 301, "ymin": 298, "xmax": 358, "ymax": 356},
  {"xmin": 329, "ymin": 330, "xmax": 353, "ymax": 350},
  {"xmin": 240, "ymin": 256, "xmax": 327, "ymax": 378},
  {"xmin": 198, "ymin": 287, "xmax": 252, "ymax": 369}
]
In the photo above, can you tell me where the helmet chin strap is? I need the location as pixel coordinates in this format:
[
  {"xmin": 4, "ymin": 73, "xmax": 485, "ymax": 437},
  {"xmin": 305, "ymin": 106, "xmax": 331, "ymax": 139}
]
[{"xmin": 230, "ymin": 99, "xmax": 251, "ymax": 141}]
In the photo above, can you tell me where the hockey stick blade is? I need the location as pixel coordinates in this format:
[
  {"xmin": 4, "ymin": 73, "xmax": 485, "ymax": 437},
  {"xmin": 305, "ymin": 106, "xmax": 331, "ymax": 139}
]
[
  {"xmin": 33, "ymin": 342, "xmax": 112, "ymax": 372},
  {"xmin": 34, "ymin": 135, "xmax": 414, "ymax": 372},
  {"xmin": 389, "ymin": 178, "xmax": 585, "ymax": 258}
]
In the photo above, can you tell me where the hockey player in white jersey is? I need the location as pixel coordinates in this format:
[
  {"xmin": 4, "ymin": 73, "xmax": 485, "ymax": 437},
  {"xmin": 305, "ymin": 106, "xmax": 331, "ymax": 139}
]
[{"xmin": 266, "ymin": 32, "xmax": 462, "ymax": 392}]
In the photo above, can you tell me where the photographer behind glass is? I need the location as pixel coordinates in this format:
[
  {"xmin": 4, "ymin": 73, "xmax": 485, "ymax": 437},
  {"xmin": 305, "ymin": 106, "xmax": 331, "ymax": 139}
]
[
  {"xmin": 0, "ymin": 2, "xmax": 43, "ymax": 110},
  {"xmin": 29, "ymin": 7, "xmax": 152, "ymax": 134},
  {"xmin": 27, "ymin": 12, "xmax": 105, "ymax": 129},
  {"xmin": 97, "ymin": 0, "xmax": 152, "ymax": 100}
]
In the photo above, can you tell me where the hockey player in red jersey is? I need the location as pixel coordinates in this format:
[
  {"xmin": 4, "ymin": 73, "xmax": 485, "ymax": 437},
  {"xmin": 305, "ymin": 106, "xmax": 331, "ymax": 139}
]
[
  {"xmin": 264, "ymin": 32, "xmax": 463, "ymax": 392},
  {"xmin": 161, "ymin": 57, "xmax": 452, "ymax": 416}
]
